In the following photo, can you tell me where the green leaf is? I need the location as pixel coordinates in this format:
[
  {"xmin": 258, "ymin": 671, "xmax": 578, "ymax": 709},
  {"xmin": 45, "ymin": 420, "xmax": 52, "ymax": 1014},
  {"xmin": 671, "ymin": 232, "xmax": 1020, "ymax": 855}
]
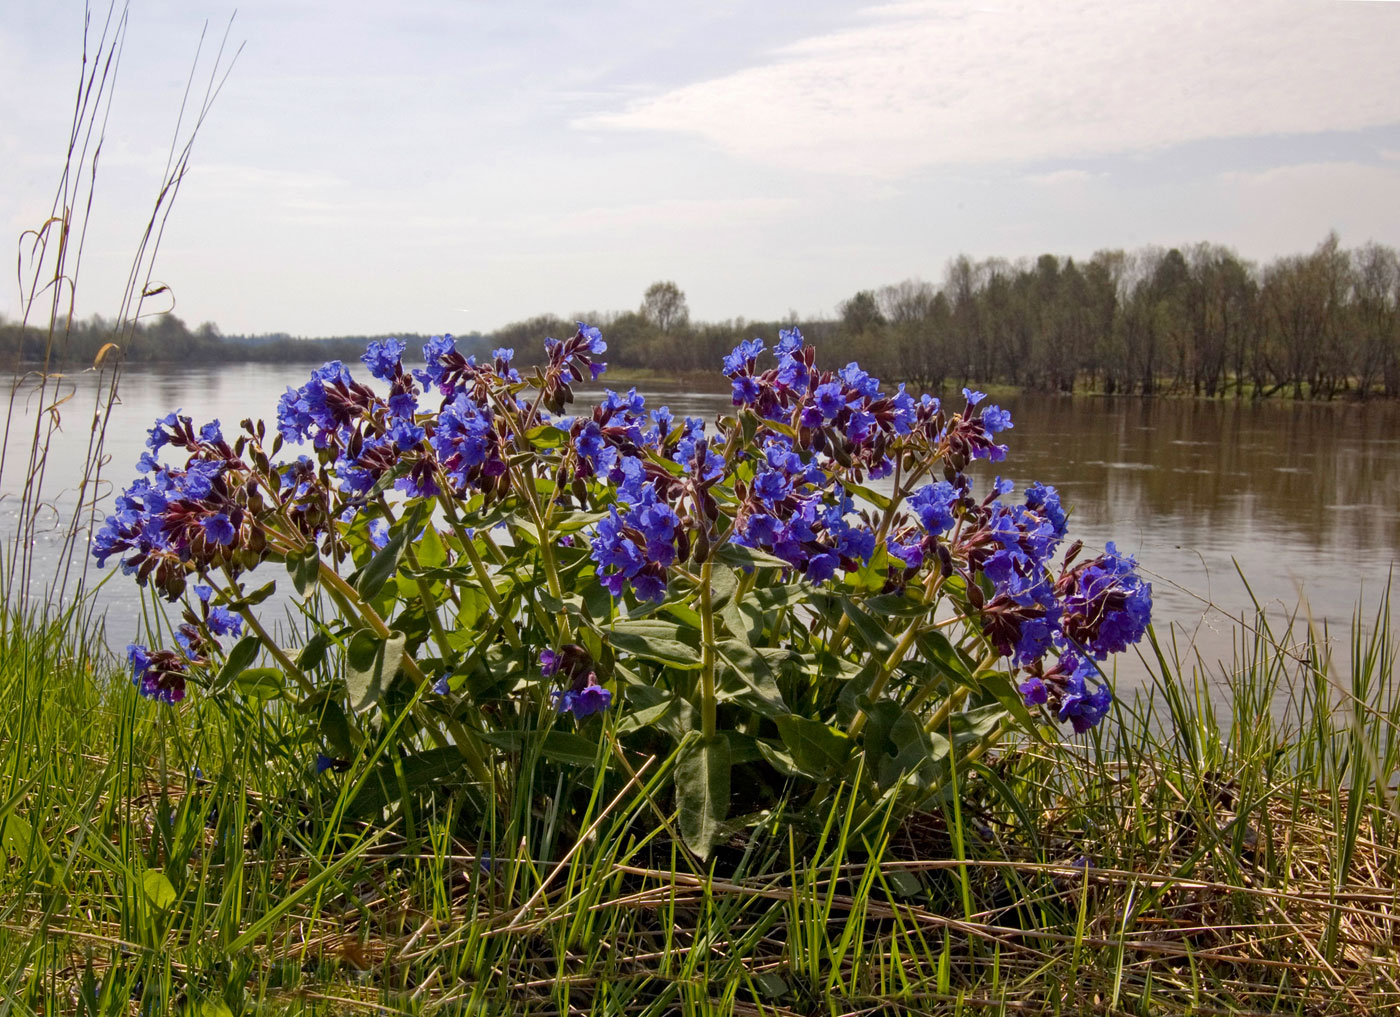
[
  {"xmin": 344, "ymin": 746, "xmax": 478, "ymax": 819},
  {"xmin": 355, "ymin": 515, "xmax": 418, "ymax": 600},
  {"xmin": 865, "ymin": 591, "xmax": 934, "ymax": 618},
  {"xmin": 863, "ymin": 700, "xmax": 950, "ymax": 791},
  {"xmin": 315, "ymin": 699, "xmax": 355, "ymax": 757},
  {"xmin": 454, "ymin": 586, "xmax": 491, "ymax": 635},
  {"xmin": 288, "ymin": 543, "xmax": 320, "ymax": 598},
  {"xmin": 607, "ymin": 619, "xmax": 701, "ymax": 669},
  {"xmin": 716, "ymin": 542, "xmax": 792, "ymax": 571},
  {"xmin": 233, "ymin": 668, "xmax": 286, "ymax": 701},
  {"xmin": 945, "ymin": 702, "xmax": 1008, "ymax": 746},
  {"xmin": 345, "ymin": 629, "xmax": 407, "ymax": 712},
  {"xmin": 416, "ymin": 524, "xmax": 450, "ymax": 569},
  {"xmin": 198, "ymin": 1001, "xmax": 235, "ymax": 1017},
  {"xmin": 614, "ymin": 685, "xmax": 698, "ymax": 740},
  {"xmin": 916, "ymin": 631, "xmax": 978, "ymax": 687},
  {"xmin": 0, "ymin": 814, "xmax": 33, "ymax": 858},
  {"xmin": 223, "ymin": 580, "xmax": 277, "ymax": 610},
  {"xmin": 754, "ymin": 739, "xmax": 804, "ymax": 778},
  {"xmin": 775, "ymin": 715, "xmax": 852, "ymax": 778},
  {"xmin": 839, "ymin": 598, "xmax": 898, "ymax": 656},
  {"xmin": 709, "ymin": 564, "xmax": 739, "ymax": 611},
  {"xmin": 716, "ymin": 641, "xmax": 789, "ymax": 717},
  {"xmin": 476, "ymin": 729, "xmax": 602, "ymax": 767},
  {"xmin": 214, "ymin": 635, "xmax": 262, "ymax": 691},
  {"xmin": 525, "ymin": 423, "xmax": 566, "ymax": 448},
  {"xmin": 847, "ymin": 483, "xmax": 893, "ymax": 511},
  {"xmin": 295, "ymin": 629, "xmax": 334, "ymax": 671},
  {"xmin": 676, "ymin": 735, "xmax": 730, "ymax": 859},
  {"xmin": 753, "ymin": 585, "xmax": 807, "ymax": 610},
  {"xmin": 141, "ymin": 869, "xmax": 177, "ymax": 910}
]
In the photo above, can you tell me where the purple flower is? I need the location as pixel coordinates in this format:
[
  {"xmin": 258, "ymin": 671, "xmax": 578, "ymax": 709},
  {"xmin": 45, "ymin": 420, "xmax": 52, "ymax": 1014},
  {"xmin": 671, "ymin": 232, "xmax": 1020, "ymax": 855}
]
[
  {"xmin": 555, "ymin": 678, "xmax": 612, "ymax": 718},
  {"xmin": 1019, "ymin": 676, "xmax": 1048, "ymax": 707},
  {"xmin": 540, "ymin": 649, "xmax": 558, "ymax": 677},
  {"xmin": 127, "ymin": 644, "xmax": 187, "ymax": 704}
]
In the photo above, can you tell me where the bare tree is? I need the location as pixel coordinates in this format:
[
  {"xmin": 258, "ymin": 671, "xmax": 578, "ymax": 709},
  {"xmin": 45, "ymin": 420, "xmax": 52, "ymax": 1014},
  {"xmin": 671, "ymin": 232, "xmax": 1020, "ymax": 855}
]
[{"xmin": 640, "ymin": 281, "xmax": 689, "ymax": 333}]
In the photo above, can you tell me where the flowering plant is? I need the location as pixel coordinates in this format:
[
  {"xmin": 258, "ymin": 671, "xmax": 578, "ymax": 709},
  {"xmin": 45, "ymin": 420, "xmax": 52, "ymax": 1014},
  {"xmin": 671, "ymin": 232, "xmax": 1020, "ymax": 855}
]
[{"xmin": 95, "ymin": 325, "xmax": 1150, "ymax": 855}]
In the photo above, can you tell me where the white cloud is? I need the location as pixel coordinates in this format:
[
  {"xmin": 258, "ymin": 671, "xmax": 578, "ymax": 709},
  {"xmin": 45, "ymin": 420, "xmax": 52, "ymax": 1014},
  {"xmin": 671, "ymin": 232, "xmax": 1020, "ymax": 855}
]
[
  {"xmin": 580, "ymin": 0, "xmax": 1400, "ymax": 177},
  {"xmin": 1024, "ymin": 169, "xmax": 1099, "ymax": 187},
  {"xmin": 515, "ymin": 196, "xmax": 799, "ymax": 237}
]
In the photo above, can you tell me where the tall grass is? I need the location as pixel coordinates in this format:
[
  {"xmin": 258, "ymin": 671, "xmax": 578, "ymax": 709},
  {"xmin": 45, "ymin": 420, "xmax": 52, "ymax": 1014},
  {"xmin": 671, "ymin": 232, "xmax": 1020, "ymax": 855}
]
[{"xmin": 2, "ymin": 583, "xmax": 1396, "ymax": 1014}]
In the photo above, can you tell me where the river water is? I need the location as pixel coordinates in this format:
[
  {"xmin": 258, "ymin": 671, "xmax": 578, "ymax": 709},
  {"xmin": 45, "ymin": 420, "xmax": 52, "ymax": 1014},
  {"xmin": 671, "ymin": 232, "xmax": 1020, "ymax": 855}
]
[{"xmin": 4, "ymin": 362, "xmax": 1397, "ymax": 699}]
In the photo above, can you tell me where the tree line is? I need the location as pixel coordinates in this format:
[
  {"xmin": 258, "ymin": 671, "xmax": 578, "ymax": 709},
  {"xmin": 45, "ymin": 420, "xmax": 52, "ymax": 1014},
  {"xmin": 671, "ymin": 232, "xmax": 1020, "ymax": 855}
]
[
  {"xmin": 6, "ymin": 234, "xmax": 1397, "ymax": 399},
  {"xmin": 491, "ymin": 235, "xmax": 1400, "ymax": 399}
]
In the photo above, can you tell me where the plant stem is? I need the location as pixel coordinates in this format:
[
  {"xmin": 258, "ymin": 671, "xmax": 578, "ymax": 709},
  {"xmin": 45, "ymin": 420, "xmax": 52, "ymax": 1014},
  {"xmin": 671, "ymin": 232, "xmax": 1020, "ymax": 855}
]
[{"xmin": 698, "ymin": 557, "xmax": 717, "ymax": 742}]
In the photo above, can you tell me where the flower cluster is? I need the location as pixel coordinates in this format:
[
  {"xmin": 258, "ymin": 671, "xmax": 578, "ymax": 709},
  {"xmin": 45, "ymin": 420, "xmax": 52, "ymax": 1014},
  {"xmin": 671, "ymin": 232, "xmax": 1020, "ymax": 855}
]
[{"xmin": 93, "ymin": 321, "xmax": 1150, "ymax": 742}]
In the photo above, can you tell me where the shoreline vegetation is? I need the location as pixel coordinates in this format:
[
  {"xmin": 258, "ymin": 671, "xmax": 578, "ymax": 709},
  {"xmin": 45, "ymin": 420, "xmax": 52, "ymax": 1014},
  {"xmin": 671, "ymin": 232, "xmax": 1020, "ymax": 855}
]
[
  {"xmin": 3, "ymin": 595, "xmax": 1398, "ymax": 1014},
  {"xmin": 5, "ymin": 236, "xmax": 1400, "ymax": 401},
  {"xmin": 4, "ymin": 10, "xmax": 1399, "ymax": 1017}
]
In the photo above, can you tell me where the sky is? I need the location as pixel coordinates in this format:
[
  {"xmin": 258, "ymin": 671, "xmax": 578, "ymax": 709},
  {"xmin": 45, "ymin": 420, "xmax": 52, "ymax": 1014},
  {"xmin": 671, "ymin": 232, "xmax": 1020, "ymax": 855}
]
[{"xmin": 3, "ymin": 0, "xmax": 1400, "ymax": 338}]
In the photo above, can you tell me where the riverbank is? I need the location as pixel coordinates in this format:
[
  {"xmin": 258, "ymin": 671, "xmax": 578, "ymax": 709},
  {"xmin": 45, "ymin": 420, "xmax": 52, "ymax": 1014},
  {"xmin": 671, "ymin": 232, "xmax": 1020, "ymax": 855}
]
[{"xmin": 1, "ymin": 595, "xmax": 1394, "ymax": 1015}]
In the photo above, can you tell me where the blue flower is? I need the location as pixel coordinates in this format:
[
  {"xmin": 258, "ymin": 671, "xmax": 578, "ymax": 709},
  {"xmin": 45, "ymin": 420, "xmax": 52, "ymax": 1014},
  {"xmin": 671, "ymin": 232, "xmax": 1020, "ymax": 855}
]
[
  {"xmin": 731, "ymin": 376, "xmax": 760, "ymax": 406},
  {"xmin": 982, "ymin": 404, "xmax": 1013, "ymax": 435},
  {"xmin": 814, "ymin": 383, "xmax": 848, "ymax": 421},
  {"xmin": 206, "ymin": 606, "xmax": 242, "ymax": 638},
  {"xmin": 127, "ymin": 644, "xmax": 187, "ymax": 704},
  {"xmin": 200, "ymin": 514, "xmax": 236, "ymax": 546},
  {"xmin": 1024, "ymin": 482, "xmax": 1068, "ymax": 538},
  {"xmin": 839, "ymin": 363, "xmax": 881, "ymax": 400},
  {"xmin": 751, "ymin": 470, "xmax": 791, "ymax": 506},
  {"xmin": 776, "ymin": 327, "xmax": 803, "ymax": 356},
  {"xmin": 362, "ymin": 338, "xmax": 406, "ymax": 381},
  {"xmin": 1057, "ymin": 656, "xmax": 1113, "ymax": 733},
  {"xmin": 723, "ymin": 338, "xmax": 764, "ymax": 376},
  {"xmin": 1057, "ymin": 543, "xmax": 1152, "ymax": 659},
  {"xmin": 909, "ymin": 481, "xmax": 957, "ymax": 534},
  {"xmin": 888, "ymin": 537, "xmax": 925, "ymax": 570},
  {"xmin": 804, "ymin": 552, "xmax": 840, "ymax": 584}
]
